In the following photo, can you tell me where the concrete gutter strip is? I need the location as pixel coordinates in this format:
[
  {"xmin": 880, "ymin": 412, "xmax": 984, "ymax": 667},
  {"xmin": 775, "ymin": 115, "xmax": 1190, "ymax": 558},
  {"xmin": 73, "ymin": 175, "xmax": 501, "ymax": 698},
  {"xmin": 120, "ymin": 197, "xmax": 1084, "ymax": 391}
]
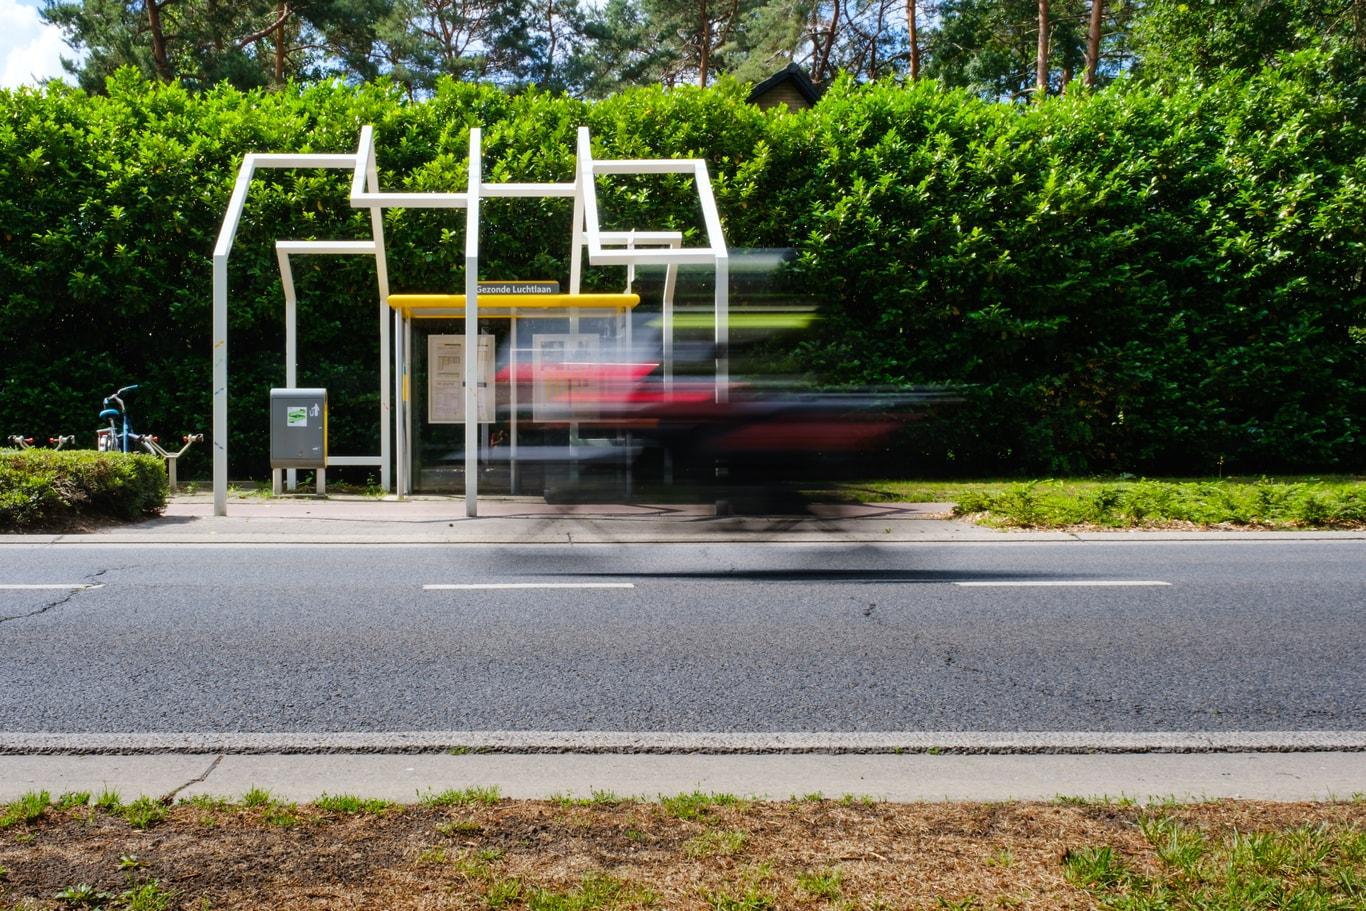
[
  {"xmin": 3, "ymin": 753, "xmax": 1364, "ymax": 804},
  {"xmin": 2, "ymin": 731, "xmax": 1364, "ymax": 756}
]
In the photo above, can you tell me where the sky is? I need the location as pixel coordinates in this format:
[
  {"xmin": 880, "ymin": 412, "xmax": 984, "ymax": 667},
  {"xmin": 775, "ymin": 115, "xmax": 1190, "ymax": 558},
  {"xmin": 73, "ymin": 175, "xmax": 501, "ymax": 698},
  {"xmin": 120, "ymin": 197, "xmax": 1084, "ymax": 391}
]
[{"xmin": 0, "ymin": 0, "xmax": 76, "ymax": 88}]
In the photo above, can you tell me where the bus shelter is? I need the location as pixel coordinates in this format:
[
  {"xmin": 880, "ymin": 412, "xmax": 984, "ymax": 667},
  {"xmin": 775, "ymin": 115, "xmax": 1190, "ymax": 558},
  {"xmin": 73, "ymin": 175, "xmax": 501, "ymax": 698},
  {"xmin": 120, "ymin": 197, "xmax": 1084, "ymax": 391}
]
[{"xmin": 212, "ymin": 126, "xmax": 729, "ymax": 516}]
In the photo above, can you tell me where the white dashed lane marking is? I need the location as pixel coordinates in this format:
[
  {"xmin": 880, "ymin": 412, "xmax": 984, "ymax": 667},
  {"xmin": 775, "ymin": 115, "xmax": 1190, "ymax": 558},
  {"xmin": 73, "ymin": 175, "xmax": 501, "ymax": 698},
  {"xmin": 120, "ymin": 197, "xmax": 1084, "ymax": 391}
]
[{"xmin": 424, "ymin": 583, "xmax": 636, "ymax": 590}]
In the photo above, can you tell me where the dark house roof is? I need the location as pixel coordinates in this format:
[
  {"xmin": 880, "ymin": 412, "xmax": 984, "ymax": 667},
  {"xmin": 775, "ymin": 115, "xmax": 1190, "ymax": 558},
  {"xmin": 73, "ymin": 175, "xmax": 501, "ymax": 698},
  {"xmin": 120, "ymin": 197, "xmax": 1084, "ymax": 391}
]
[{"xmin": 747, "ymin": 63, "xmax": 824, "ymax": 110}]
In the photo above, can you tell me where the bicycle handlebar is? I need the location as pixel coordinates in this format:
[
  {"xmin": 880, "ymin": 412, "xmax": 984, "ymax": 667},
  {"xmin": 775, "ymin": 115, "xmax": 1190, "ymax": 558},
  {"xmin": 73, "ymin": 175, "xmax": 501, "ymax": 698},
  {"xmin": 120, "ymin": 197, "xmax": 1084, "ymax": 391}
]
[{"xmin": 103, "ymin": 385, "xmax": 139, "ymax": 411}]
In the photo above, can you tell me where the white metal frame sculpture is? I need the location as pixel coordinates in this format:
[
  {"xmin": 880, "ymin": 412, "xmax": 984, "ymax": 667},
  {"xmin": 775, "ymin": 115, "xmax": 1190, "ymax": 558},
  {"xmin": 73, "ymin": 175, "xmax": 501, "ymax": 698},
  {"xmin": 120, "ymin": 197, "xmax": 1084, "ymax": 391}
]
[{"xmin": 213, "ymin": 125, "xmax": 728, "ymax": 518}]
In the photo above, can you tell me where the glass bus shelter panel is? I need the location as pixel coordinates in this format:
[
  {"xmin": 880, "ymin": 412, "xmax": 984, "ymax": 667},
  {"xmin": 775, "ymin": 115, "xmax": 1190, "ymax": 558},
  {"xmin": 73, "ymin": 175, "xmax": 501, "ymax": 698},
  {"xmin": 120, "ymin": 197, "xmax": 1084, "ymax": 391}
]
[{"xmin": 409, "ymin": 314, "xmax": 635, "ymax": 497}]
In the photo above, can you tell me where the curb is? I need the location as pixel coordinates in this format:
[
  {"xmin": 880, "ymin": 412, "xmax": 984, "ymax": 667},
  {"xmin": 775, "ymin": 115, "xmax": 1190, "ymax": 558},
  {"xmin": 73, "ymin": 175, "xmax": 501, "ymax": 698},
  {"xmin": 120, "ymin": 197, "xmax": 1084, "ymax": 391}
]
[
  {"xmin": 4, "ymin": 731, "xmax": 1365, "ymax": 755},
  {"xmin": 6, "ymin": 531, "xmax": 1365, "ymax": 545}
]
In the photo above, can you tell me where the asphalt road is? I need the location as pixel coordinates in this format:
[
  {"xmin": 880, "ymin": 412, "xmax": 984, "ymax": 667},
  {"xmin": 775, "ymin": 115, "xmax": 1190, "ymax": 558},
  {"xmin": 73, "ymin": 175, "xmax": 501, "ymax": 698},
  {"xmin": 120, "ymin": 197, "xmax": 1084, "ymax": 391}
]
[{"xmin": 0, "ymin": 540, "xmax": 1362, "ymax": 733}]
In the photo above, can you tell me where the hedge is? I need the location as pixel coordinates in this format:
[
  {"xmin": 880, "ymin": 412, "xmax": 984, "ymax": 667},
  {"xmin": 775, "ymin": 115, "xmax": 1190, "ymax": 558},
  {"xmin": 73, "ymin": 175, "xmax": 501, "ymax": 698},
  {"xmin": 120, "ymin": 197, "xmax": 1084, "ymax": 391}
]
[
  {"xmin": 0, "ymin": 450, "xmax": 168, "ymax": 530},
  {"xmin": 0, "ymin": 57, "xmax": 1362, "ymax": 478}
]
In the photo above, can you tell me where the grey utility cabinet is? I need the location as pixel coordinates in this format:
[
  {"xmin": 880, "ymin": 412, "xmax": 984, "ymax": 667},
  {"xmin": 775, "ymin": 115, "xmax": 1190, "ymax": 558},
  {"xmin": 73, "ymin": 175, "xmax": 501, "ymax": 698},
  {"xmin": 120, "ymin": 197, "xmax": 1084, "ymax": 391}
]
[{"xmin": 269, "ymin": 388, "xmax": 327, "ymax": 469}]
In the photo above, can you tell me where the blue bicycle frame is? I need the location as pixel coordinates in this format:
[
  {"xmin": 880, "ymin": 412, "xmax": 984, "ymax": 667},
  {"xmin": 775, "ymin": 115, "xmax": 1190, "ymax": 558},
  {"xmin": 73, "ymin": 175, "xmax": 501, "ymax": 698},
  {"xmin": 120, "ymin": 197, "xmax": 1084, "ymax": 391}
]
[{"xmin": 99, "ymin": 385, "xmax": 140, "ymax": 453}]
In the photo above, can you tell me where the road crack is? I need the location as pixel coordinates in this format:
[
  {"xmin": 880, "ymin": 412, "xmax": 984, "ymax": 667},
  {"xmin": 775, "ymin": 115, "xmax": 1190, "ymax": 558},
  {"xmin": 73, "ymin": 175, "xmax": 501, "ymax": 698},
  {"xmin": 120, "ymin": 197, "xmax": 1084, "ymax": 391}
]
[
  {"xmin": 0, "ymin": 566, "xmax": 120, "ymax": 626},
  {"xmin": 160, "ymin": 754, "xmax": 224, "ymax": 804},
  {"xmin": 939, "ymin": 645, "xmax": 1119, "ymax": 711}
]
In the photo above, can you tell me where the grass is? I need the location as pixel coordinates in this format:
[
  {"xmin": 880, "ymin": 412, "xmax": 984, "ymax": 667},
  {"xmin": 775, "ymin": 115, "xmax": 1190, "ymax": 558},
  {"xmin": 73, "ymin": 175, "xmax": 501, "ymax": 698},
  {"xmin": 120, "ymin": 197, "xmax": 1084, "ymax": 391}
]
[
  {"xmin": 119, "ymin": 880, "xmax": 173, "ymax": 911},
  {"xmin": 262, "ymin": 805, "xmax": 301, "ymax": 828},
  {"xmin": 704, "ymin": 887, "xmax": 778, "ymax": 910},
  {"xmin": 227, "ymin": 482, "xmax": 274, "ymax": 499},
  {"xmin": 660, "ymin": 791, "xmax": 748, "ymax": 821},
  {"xmin": 228, "ymin": 787, "xmax": 301, "ymax": 827},
  {"xmin": 325, "ymin": 476, "xmax": 387, "ymax": 499},
  {"xmin": 683, "ymin": 828, "xmax": 748, "ymax": 858},
  {"xmin": 1065, "ymin": 813, "xmax": 1366, "ymax": 909},
  {"xmin": 1, "ymin": 796, "xmax": 1361, "ymax": 910},
  {"xmin": 0, "ymin": 791, "xmax": 49, "ymax": 828},
  {"xmin": 1054, "ymin": 794, "xmax": 1139, "ymax": 808},
  {"xmin": 420, "ymin": 786, "xmax": 502, "ymax": 808},
  {"xmin": 415, "ymin": 845, "xmax": 450, "ymax": 865},
  {"xmin": 524, "ymin": 871, "xmax": 655, "ymax": 910},
  {"xmin": 119, "ymin": 797, "xmax": 167, "ymax": 830},
  {"xmin": 985, "ymin": 847, "xmax": 1013, "ymax": 869},
  {"xmin": 847, "ymin": 476, "xmax": 1366, "ymax": 529},
  {"xmin": 177, "ymin": 795, "xmax": 230, "ymax": 811},
  {"xmin": 54, "ymin": 792, "xmax": 91, "ymax": 811},
  {"xmin": 796, "ymin": 868, "xmax": 843, "ymax": 900},
  {"xmin": 241, "ymin": 786, "xmax": 273, "ymax": 808},
  {"xmin": 93, "ymin": 789, "xmax": 122, "ymax": 812},
  {"xmin": 485, "ymin": 876, "xmax": 524, "ymax": 908},
  {"xmin": 552, "ymin": 790, "xmax": 633, "ymax": 809},
  {"xmin": 315, "ymin": 793, "xmax": 394, "ymax": 815}
]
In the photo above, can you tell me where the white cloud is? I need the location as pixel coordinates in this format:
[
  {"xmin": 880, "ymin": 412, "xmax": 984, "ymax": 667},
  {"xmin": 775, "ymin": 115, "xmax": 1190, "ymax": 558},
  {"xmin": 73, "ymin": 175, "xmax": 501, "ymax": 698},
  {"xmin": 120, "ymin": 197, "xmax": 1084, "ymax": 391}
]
[{"xmin": 0, "ymin": 0, "xmax": 78, "ymax": 88}]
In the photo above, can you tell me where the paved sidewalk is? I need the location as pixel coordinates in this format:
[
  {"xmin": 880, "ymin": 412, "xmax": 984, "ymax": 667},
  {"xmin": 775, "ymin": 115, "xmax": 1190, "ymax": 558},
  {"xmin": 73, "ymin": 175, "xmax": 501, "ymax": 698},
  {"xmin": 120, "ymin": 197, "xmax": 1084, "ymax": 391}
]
[
  {"xmin": 2, "ymin": 752, "xmax": 1362, "ymax": 804},
  {"xmin": 5, "ymin": 493, "xmax": 1363, "ymax": 544}
]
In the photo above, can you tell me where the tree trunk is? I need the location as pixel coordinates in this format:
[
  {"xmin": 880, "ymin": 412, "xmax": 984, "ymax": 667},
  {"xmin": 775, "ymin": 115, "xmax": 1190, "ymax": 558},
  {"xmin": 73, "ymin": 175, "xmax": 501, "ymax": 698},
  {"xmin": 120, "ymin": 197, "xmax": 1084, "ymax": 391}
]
[
  {"xmin": 1085, "ymin": 0, "xmax": 1104, "ymax": 88},
  {"xmin": 546, "ymin": 0, "xmax": 557, "ymax": 85},
  {"xmin": 816, "ymin": 0, "xmax": 841, "ymax": 83},
  {"xmin": 698, "ymin": 0, "xmax": 710, "ymax": 87},
  {"xmin": 1036, "ymin": 0, "xmax": 1050, "ymax": 95},
  {"xmin": 145, "ymin": 0, "xmax": 172, "ymax": 81},
  {"xmin": 907, "ymin": 0, "xmax": 919, "ymax": 78},
  {"xmin": 274, "ymin": 1, "xmax": 287, "ymax": 85}
]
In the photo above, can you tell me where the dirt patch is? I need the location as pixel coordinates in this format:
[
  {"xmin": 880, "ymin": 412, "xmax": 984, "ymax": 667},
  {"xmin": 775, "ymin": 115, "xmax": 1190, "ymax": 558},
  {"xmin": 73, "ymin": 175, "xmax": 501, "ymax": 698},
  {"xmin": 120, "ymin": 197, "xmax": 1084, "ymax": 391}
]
[{"xmin": 1, "ymin": 799, "xmax": 1362, "ymax": 909}]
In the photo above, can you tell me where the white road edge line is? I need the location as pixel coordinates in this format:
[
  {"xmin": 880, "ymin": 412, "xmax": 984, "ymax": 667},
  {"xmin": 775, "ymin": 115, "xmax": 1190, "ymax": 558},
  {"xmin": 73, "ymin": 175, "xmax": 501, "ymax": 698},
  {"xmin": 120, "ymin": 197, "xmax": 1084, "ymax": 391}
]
[
  {"xmin": 0, "ymin": 584, "xmax": 104, "ymax": 590},
  {"xmin": 424, "ymin": 583, "xmax": 636, "ymax": 590},
  {"xmin": 954, "ymin": 580, "xmax": 1172, "ymax": 587}
]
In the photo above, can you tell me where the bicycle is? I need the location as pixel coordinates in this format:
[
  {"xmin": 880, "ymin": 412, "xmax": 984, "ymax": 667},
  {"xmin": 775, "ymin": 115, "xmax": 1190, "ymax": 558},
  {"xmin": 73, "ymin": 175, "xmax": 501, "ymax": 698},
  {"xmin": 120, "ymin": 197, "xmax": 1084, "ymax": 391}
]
[
  {"xmin": 97, "ymin": 384, "xmax": 203, "ymax": 489},
  {"xmin": 97, "ymin": 384, "xmax": 142, "ymax": 453}
]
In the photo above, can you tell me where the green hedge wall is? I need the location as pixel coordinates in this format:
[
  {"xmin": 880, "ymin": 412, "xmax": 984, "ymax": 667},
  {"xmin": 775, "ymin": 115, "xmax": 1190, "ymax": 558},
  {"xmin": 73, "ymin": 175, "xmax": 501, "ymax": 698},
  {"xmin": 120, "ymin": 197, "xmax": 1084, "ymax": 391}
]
[{"xmin": 0, "ymin": 58, "xmax": 1362, "ymax": 477}]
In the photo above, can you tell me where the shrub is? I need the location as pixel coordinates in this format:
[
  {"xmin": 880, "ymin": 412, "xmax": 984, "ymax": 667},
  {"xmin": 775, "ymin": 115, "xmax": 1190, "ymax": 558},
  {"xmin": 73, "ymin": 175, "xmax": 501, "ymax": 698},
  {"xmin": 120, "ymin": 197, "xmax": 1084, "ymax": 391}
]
[{"xmin": 0, "ymin": 450, "xmax": 167, "ymax": 530}]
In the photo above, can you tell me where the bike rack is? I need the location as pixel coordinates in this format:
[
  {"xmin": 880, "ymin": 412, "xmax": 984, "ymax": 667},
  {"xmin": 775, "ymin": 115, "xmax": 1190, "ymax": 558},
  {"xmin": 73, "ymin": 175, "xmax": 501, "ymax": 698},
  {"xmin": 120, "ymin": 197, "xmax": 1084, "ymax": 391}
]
[{"xmin": 140, "ymin": 434, "xmax": 204, "ymax": 492}]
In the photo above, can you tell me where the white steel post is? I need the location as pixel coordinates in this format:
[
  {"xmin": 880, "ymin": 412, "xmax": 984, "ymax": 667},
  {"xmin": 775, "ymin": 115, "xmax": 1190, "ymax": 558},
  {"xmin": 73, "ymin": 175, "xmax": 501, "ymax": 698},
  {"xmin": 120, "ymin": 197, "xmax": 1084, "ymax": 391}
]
[
  {"xmin": 510, "ymin": 315, "xmax": 519, "ymax": 495},
  {"xmin": 663, "ymin": 257, "xmax": 677, "ymax": 393},
  {"xmin": 380, "ymin": 286, "xmax": 391, "ymax": 493},
  {"xmin": 212, "ymin": 252, "xmax": 229, "ymax": 516},
  {"xmin": 404, "ymin": 315, "xmax": 413, "ymax": 495},
  {"xmin": 212, "ymin": 156, "xmax": 258, "ymax": 517},
  {"xmin": 364, "ymin": 131, "xmax": 394, "ymax": 493},
  {"xmin": 569, "ymin": 136, "xmax": 586, "ymax": 295},
  {"xmin": 278, "ymin": 249, "xmax": 297, "ymax": 490},
  {"xmin": 695, "ymin": 160, "xmax": 730, "ymax": 404},
  {"xmin": 715, "ymin": 255, "xmax": 729, "ymax": 403},
  {"xmin": 393, "ymin": 307, "xmax": 404, "ymax": 499},
  {"xmin": 464, "ymin": 129, "xmax": 482, "ymax": 517}
]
